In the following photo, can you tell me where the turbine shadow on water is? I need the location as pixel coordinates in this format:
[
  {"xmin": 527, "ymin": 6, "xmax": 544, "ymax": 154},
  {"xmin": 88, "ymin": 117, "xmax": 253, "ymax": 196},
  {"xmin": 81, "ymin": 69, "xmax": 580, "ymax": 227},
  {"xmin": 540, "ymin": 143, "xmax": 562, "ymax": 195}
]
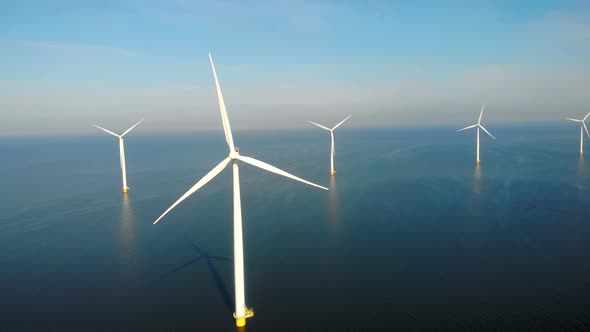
[{"xmin": 163, "ymin": 240, "xmax": 234, "ymax": 313}]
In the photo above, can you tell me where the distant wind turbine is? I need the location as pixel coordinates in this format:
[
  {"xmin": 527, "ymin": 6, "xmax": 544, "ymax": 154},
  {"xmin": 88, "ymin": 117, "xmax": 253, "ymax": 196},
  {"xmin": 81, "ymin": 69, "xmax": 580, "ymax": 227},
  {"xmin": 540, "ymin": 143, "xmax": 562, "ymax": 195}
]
[
  {"xmin": 153, "ymin": 53, "xmax": 328, "ymax": 328},
  {"xmin": 92, "ymin": 119, "xmax": 143, "ymax": 193},
  {"xmin": 308, "ymin": 115, "xmax": 352, "ymax": 175},
  {"xmin": 565, "ymin": 112, "xmax": 590, "ymax": 155},
  {"xmin": 457, "ymin": 104, "xmax": 495, "ymax": 164}
]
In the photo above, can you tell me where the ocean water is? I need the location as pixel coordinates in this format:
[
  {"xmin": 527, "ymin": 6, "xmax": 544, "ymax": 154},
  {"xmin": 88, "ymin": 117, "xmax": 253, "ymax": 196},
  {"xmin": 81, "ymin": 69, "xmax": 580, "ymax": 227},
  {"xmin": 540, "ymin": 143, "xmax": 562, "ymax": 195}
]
[{"xmin": 1, "ymin": 125, "xmax": 589, "ymax": 331}]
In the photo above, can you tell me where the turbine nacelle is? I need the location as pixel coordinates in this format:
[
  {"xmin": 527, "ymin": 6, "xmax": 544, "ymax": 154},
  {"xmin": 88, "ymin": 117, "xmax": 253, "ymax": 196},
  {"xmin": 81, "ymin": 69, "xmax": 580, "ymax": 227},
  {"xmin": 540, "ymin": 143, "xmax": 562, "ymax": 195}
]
[{"xmin": 229, "ymin": 147, "xmax": 240, "ymax": 160}]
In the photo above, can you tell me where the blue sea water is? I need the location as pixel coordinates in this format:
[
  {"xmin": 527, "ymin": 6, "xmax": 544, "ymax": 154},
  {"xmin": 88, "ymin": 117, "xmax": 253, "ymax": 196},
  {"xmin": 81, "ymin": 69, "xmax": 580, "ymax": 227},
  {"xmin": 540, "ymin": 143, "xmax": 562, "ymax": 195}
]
[{"xmin": 0, "ymin": 125, "xmax": 589, "ymax": 331}]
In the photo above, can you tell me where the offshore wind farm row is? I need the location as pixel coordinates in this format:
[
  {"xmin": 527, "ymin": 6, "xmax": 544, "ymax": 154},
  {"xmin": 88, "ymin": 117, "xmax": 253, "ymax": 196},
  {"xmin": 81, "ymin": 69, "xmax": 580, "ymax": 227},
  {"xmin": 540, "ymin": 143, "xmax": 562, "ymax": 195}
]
[{"xmin": 91, "ymin": 54, "xmax": 590, "ymax": 328}]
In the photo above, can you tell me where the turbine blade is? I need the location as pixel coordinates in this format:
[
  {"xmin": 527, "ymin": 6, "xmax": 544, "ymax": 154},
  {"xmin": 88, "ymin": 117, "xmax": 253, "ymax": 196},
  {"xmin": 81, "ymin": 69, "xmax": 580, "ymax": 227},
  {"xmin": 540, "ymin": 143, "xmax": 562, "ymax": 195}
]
[
  {"xmin": 237, "ymin": 155, "xmax": 328, "ymax": 191},
  {"xmin": 478, "ymin": 104, "xmax": 485, "ymax": 124},
  {"xmin": 332, "ymin": 114, "xmax": 352, "ymax": 130},
  {"xmin": 209, "ymin": 53, "xmax": 235, "ymax": 152},
  {"xmin": 92, "ymin": 124, "xmax": 120, "ymax": 138},
  {"xmin": 456, "ymin": 124, "xmax": 478, "ymax": 132},
  {"xmin": 121, "ymin": 118, "xmax": 144, "ymax": 137},
  {"xmin": 307, "ymin": 121, "xmax": 331, "ymax": 131},
  {"xmin": 584, "ymin": 122, "xmax": 590, "ymax": 139},
  {"xmin": 479, "ymin": 125, "xmax": 496, "ymax": 140},
  {"xmin": 584, "ymin": 112, "xmax": 590, "ymax": 121},
  {"xmin": 153, "ymin": 157, "xmax": 231, "ymax": 224},
  {"xmin": 565, "ymin": 118, "xmax": 583, "ymax": 122}
]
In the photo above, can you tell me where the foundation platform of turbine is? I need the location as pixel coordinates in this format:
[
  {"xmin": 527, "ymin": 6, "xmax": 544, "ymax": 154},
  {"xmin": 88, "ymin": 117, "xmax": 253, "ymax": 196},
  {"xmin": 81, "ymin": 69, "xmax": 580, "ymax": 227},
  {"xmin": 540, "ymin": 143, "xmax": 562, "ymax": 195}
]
[{"xmin": 234, "ymin": 307, "xmax": 254, "ymax": 327}]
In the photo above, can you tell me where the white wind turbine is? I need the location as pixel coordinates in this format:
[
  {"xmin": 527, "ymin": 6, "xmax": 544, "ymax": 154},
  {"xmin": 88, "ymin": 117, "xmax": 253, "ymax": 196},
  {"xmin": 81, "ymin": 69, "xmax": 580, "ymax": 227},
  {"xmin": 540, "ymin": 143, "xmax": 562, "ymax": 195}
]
[
  {"xmin": 457, "ymin": 104, "xmax": 495, "ymax": 164},
  {"xmin": 565, "ymin": 112, "xmax": 590, "ymax": 155},
  {"xmin": 92, "ymin": 119, "xmax": 143, "ymax": 193},
  {"xmin": 153, "ymin": 54, "xmax": 328, "ymax": 328},
  {"xmin": 308, "ymin": 115, "xmax": 352, "ymax": 175}
]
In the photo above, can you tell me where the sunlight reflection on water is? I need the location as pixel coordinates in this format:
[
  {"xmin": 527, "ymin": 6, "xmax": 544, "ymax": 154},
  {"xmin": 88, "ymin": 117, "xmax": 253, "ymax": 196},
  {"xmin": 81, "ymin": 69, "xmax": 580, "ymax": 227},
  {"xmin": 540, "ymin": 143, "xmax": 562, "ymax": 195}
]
[
  {"xmin": 327, "ymin": 176, "xmax": 341, "ymax": 226},
  {"xmin": 473, "ymin": 164, "xmax": 482, "ymax": 195},
  {"xmin": 119, "ymin": 193, "xmax": 136, "ymax": 275}
]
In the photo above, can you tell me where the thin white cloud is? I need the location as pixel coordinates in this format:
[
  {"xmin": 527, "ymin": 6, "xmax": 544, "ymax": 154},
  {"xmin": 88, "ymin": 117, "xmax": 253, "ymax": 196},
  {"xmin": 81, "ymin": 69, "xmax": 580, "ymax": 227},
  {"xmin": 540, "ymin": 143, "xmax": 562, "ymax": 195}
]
[{"xmin": 0, "ymin": 39, "xmax": 142, "ymax": 58}]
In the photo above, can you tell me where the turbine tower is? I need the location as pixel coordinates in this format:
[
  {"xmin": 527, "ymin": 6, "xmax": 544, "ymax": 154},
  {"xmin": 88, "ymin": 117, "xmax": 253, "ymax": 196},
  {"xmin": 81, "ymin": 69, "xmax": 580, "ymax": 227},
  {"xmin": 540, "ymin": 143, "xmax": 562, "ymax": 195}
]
[
  {"xmin": 92, "ymin": 119, "xmax": 143, "ymax": 193},
  {"xmin": 565, "ymin": 112, "xmax": 590, "ymax": 155},
  {"xmin": 308, "ymin": 115, "xmax": 352, "ymax": 175},
  {"xmin": 153, "ymin": 54, "xmax": 328, "ymax": 327},
  {"xmin": 457, "ymin": 104, "xmax": 495, "ymax": 164}
]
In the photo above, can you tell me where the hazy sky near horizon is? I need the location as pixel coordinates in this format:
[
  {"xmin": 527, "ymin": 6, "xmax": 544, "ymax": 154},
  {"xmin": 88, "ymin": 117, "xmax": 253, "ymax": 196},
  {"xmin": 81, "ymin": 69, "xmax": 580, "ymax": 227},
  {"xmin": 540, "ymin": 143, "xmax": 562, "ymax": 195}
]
[{"xmin": 1, "ymin": 0, "xmax": 590, "ymax": 135}]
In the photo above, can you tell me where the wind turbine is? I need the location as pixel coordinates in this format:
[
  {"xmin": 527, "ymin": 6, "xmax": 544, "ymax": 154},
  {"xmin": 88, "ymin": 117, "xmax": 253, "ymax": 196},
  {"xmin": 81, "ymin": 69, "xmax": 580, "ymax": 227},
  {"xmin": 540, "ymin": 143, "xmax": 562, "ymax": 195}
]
[
  {"xmin": 92, "ymin": 119, "xmax": 143, "ymax": 193},
  {"xmin": 565, "ymin": 112, "xmax": 590, "ymax": 155},
  {"xmin": 457, "ymin": 104, "xmax": 495, "ymax": 164},
  {"xmin": 308, "ymin": 115, "xmax": 352, "ymax": 175},
  {"xmin": 153, "ymin": 54, "xmax": 328, "ymax": 327}
]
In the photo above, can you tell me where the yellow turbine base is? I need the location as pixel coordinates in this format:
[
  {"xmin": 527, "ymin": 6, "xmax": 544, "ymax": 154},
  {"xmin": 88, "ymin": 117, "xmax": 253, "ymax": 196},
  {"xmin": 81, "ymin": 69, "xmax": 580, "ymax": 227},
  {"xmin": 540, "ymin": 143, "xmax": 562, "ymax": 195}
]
[
  {"xmin": 123, "ymin": 188, "xmax": 129, "ymax": 193},
  {"xmin": 476, "ymin": 160, "xmax": 480, "ymax": 164},
  {"xmin": 330, "ymin": 171, "xmax": 336, "ymax": 176},
  {"xmin": 234, "ymin": 307, "xmax": 254, "ymax": 327}
]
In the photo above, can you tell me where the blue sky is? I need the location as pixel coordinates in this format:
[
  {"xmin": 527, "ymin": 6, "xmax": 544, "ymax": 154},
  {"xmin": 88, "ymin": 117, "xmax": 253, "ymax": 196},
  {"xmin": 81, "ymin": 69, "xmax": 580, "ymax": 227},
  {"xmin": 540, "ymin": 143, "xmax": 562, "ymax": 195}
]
[{"xmin": 1, "ymin": 0, "xmax": 589, "ymax": 135}]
